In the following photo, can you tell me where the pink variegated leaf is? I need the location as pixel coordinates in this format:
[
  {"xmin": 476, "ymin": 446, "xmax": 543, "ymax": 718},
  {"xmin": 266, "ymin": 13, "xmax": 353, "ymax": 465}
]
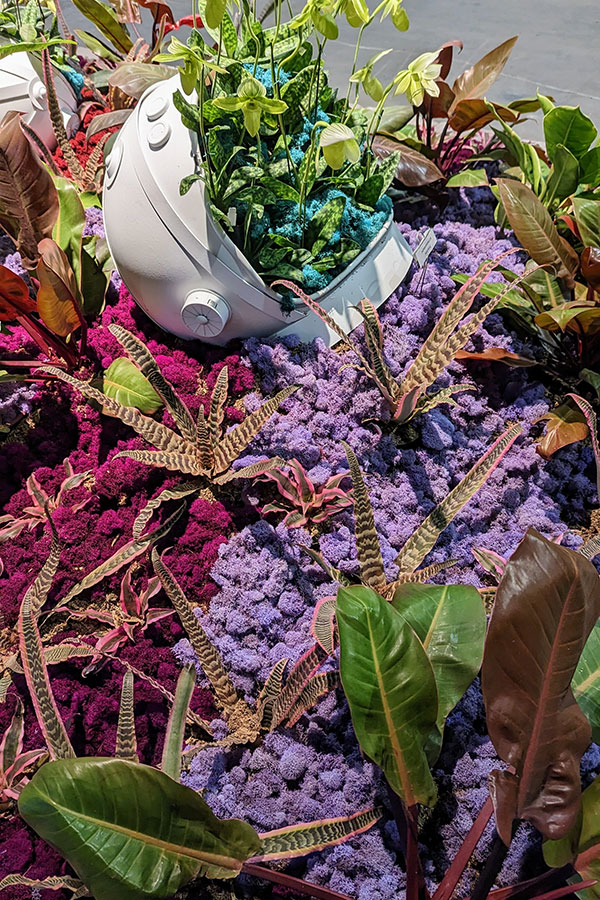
[
  {"xmin": 260, "ymin": 466, "xmax": 302, "ymax": 505},
  {"xmin": 57, "ymin": 607, "xmax": 115, "ymax": 625},
  {"xmin": 311, "ymin": 597, "xmax": 337, "ymax": 656},
  {"xmin": 288, "ymin": 458, "xmax": 316, "ymax": 505},
  {"xmin": 120, "ymin": 566, "xmax": 138, "ymax": 618},
  {"xmin": 145, "ymin": 607, "xmax": 175, "ymax": 624},
  {"xmin": 472, "ymin": 546, "xmax": 507, "ymax": 581},
  {"xmin": 392, "ymin": 385, "xmax": 425, "ymax": 423},
  {"xmin": 254, "ymin": 807, "xmax": 383, "ymax": 861},
  {"xmin": 121, "ymin": 622, "xmax": 137, "ymax": 642},
  {"xmin": 261, "ymin": 502, "xmax": 289, "ymax": 517},
  {"xmin": 3, "ymin": 748, "xmax": 47, "ymax": 793},
  {"xmin": 282, "ymin": 510, "xmax": 307, "ymax": 528},
  {"xmin": 26, "ymin": 472, "xmax": 49, "ymax": 508}
]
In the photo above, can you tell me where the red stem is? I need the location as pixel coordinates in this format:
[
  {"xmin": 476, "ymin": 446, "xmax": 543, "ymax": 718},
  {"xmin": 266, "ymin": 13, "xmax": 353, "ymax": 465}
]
[
  {"xmin": 433, "ymin": 797, "xmax": 494, "ymax": 900},
  {"xmin": 241, "ymin": 862, "xmax": 354, "ymax": 900},
  {"xmin": 484, "ymin": 879, "xmax": 596, "ymax": 900}
]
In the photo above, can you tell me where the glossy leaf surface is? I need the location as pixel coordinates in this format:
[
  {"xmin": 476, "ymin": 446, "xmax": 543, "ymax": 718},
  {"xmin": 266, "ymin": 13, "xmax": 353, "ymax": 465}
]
[
  {"xmin": 19, "ymin": 758, "xmax": 261, "ymax": 900},
  {"xmin": 482, "ymin": 529, "xmax": 600, "ymax": 844},
  {"xmin": 337, "ymin": 585, "xmax": 438, "ymax": 806},
  {"xmin": 103, "ymin": 358, "xmax": 164, "ymax": 414}
]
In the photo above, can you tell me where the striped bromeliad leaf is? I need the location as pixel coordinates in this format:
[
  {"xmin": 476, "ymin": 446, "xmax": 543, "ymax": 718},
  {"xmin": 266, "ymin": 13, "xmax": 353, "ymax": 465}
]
[
  {"xmin": 285, "ymin": 671, "xmax": 340, "ymax": 726},
  {"xmin": 115, "ymin": 670, "xmax": 138, "ymax": 763},
  {"xmin": 18, "ymin": 758, "xmax": 263, "ymax": 898},
  {"xmin": 273, "ymin": 254, "xmax": 522, "ymax": 424},
  {"xmin": 152, "ymin": 550, "xmax": 246, "ymax": 717},
  {"xmin": 44, "ymin": 326, "xmax": 298, "ymax": 520},
  {"xmin": 269, "ymin": 643, "xmax": 328, "ymax": 729},
  {"xmin": 17, "ymin": 523, "xmax": 75, "ymax": 760},
  {"xmin": 568, "ymin": 393, "xmax": 600, "ymax": 501},
  {"xmin": 311, "ymin": 596, "xmax": 338, "ymax": 655},
  {"xmin": 0, "ymin": 875, "xmax": 86, "ymax": 897},
  {"xmin": 55, "ymin": 501, "xmax": 184, "ymax": 608},
  {"xmin": 254, "ymin": 807, "xmax": 383, "ymax": 861},
  {"xmin": 395, "ymin": 423, "xmax": 522, "ymax": 574},
  {"xmin": 257, "ymin": 657, "xmax": 289, "ymax": 731},
  {"xmin": 342, "ymin": 442, "xmax": 387, "ymax": 593}
]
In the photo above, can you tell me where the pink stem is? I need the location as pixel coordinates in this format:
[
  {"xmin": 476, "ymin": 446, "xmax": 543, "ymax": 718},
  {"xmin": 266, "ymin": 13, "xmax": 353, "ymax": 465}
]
[
  {"xmin": 433, "ymin": 797, "xmax": 494, "ymax": 900},
  {"xmin": 241, "ymin": 862, "xmax": 355, "ymax": 900}
]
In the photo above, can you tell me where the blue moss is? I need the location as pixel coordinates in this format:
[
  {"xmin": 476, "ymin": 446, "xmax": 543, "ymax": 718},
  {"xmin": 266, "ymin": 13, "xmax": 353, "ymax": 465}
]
[{"xmin": 242, "ymin": 63, "xmax": 290, "ymax": 95}]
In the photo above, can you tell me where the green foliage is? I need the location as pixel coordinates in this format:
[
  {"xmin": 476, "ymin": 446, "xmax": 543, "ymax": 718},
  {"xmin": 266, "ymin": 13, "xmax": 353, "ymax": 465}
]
[
  {"xmin": 337, "ymin": 584, "xmax": 438, "ymax": 805},
  {"xmin": 102, "ymin": 358, "xmax": 163, "ymax": 414}
]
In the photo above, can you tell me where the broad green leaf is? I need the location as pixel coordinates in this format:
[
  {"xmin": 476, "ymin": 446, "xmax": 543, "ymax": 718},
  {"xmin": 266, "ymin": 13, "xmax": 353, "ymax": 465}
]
[
  {"xmin": 544, "ymin": 105, "xmax": 597, "ymax": 162},
  {"xmin": 18, "ymin": 758, "xmax": 261, "ymax": 900},
  {"xmin": 573, "ymin": 196, "xmax": 600, "ymax": 249},
  {"xmin": 103, "ymin": 358, "xmax": 163, "ymax": 414},
  {"xmin": 446, "ymin": 168, "xmax": 489, "ymax": 187},
  {"xmin": 482, "ymin": 529, "xmax": 600, "ymax": 844},
  {"xmin": 74, "ymin": 29, "xmax": 122, "ymax": 61},
  {"xmin": 544, "ymin": 774, "xmax": 600, "ymax": 900},
  {"xmin": 492, "ymin": 118, "xmax": 544, "ymax": 193},
  {"xmin": 337, "ymin": 585, "xmax": 438, "ymax": 806},
  {"xmin": 580, "ymin": 147, "xmax": 600, "ymax": 186},
  {"xmin": 391, "ymin": 583, "xmax": 486, "ymax": 761},
  {"xmin": 544, "ymin": 144, "xmax": 580, "ymax": 207},
  {"xmin": 573, "ymin": 621, "xmax": 600, "ymax": 743},
  {"xmin": 496, "ymin": 178, "xmax": 578, "ymax": 282},
  {"xmin": 70, "ymin": 0, "xmax": 133, "ymax": 54},
  {"xmin": 52, "ymin": 177, "xmax": 86, "ymax": 278}
]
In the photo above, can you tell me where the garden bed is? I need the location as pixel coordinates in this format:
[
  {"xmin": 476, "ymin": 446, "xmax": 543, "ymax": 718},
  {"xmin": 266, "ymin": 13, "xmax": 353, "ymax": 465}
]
[{"xmin": 1, "ymin": 180, "xmax": 599, "ymax": 900}]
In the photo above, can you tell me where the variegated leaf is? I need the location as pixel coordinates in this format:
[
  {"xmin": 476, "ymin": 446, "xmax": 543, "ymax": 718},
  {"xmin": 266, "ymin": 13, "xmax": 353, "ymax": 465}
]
[
  {"xmin": 254, "ymin": 807, "xmax": 382, "ymax": 861},
  {"xmin": 208, "ymin": 366, "xmax": 229, "ymax": 443},
  {"xmin": 472, "ymin": 546, "xmax": 507, "ymax": 580},
  {"xmin": 114, "ymin": 447, "xmax": 201, "ymax": 475},
  {"xmin": 271, "ymin": 279, "xmax": 370, "ymax": 368},
  {"xmin": 311, "ymin": 597, "xmax": 337, "ymax": 656},
  {"xmin": 395, "ymin": 424, "xmax": 522, "ymax": 573},
  {"xmin": 402, "ymin": 249, "xmax": 519, "ymax": 393},
  {"xmin": 215, "ymin": 456, "xmax": 286, "ymax": 484},
  {"xmin": 270, "ymin": 644, "xmax": 327, "ymax": 729},
  {"xmin": 257, "ymin": 658, "xmax": 289, "ymax": 731},
  {"xmin": 42, "ymin": 366, "xmax": 195, "ymax": 457},
  {"xmin": 415, "ymin": 384, "xmax": 474, "ymax": 417},
  {"xmin": 0, "ymin": 671, "xmax": 13, "ymax": 703},
  {"xmin": 43, "ymin": 644, "xmax": 95, "ymax": 665},
  {"xmin": 108, "ymin": 325, "xmax": 197, "ymax": 443},
  {"xmin": 58, "ymin": 503, "xmax": 185, "ymax": 607},
  {"xmin": 580, "ymin": 534, "xmax": 600, "ymax": 561},
  {"xmin": 18, "ymin": 528, "xmax": 74, "ymax": 759},
  {"xmin": 213, "ymin": 385, "xmax": 298, "ymax": 474},
  {"xmin": 0, "ymin": 696, "xmax": 24, "ymax": 772},
  {"xmin": 343, "ymin": 442, "xmax": 386, "ymax": 592},
  {"xmin": 133, "ymin": 480, "xmax": 202, "ymax": 540},
  {"xmin": 0, "ymin": 875, "xmax": 86, "ymax": 895},
  {"xmin": 285, "ymin": 670, "xmax": 339, "ymax": 726},
  {"xmin": 152, "ymin": 550, "xmax": 242, "ymax": 716},
  {"xmin": 391, "ymin": 385, "xmax": 424, "ymax": 424},
  {"xmin": 42, "ymin": 49, "xmax": 86, "ymax": 187},
  {"xmin": 115, "ymin": 669, "xmax": 137, "ymax": 762}
]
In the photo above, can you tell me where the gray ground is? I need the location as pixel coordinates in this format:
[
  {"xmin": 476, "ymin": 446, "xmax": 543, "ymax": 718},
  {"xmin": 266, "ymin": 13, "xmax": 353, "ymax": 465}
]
[{"xmin": 65, "ymin": 0, "xmax": 600, "ymax": 137}]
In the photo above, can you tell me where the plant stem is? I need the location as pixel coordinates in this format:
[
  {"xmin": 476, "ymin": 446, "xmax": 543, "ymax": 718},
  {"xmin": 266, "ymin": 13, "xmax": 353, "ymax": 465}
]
[
  {"xmin": 386, "ymin": 783, "xmax": 429, "ymax": 900},
  {"xmin": 470, "ymin": 829, "xmax": 511, "ymax": 900},
  {"xmin": 433, "ymin": 797, "xmax": 494, "ymax": 900},
  {"xmin": 486, "ymin": 865, "xmax": 576, "ymax": 900},
  {"xmin": 242, "ymin": 862, "xmax": 355, "ymax": 900},
  {"xmin": 343, "ymin": 21, "xmax": 367, "ymax": 113}
]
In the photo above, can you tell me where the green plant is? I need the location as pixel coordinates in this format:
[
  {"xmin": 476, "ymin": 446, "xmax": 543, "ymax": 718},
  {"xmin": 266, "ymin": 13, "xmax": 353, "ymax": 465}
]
[
  {"xmin": 3, "ymin": 526, "xmax": 381, "ymax": 900},
  {"xmin": 370, "ymin": 37, "xmax": 543, "ymax": 189},
  {"xmin": 43, "ymin": 324, "xmax": 298, "ymax": 533},
  {"xmin": 306, "ymin": 430, "xmax": 522, "ymax": 601},
  {"xmin": 274, "ymin": 250, "xmax": 531, "ymax": 424},
  {"xmin": 335, "ymin": 529, "xmax": 600, "ymax": 900},
  {"xmin": 161, "ymin": 0, "xmax": 433, "ymax": 299}
]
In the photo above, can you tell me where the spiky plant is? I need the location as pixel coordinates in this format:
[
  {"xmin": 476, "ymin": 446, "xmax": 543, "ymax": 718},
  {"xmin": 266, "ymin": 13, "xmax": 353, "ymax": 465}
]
[
  {"xmin": 259, "ymin": 458, "xmax": 353, "ymax": 528},
  {"xmin": 0, "ymin": 698, "xmax": 46, "ymax": 809},
  {"xmin": 152, "ymin": 550, "xmax": 339, "ymax": 749},
  {"xmin": 273, "ymin": 249, "xmax": 531, "ymax": 424},
  {"xmin": 0, "ymin": 459, "xmax": 90, "ymax": 544},
  {"xmin": 306, "ymin": 428, "xmax": 522, "ymax": 608},
  {"xmin": 44, "ymin": 324, "xmax": 298, "ymax": 536}
]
